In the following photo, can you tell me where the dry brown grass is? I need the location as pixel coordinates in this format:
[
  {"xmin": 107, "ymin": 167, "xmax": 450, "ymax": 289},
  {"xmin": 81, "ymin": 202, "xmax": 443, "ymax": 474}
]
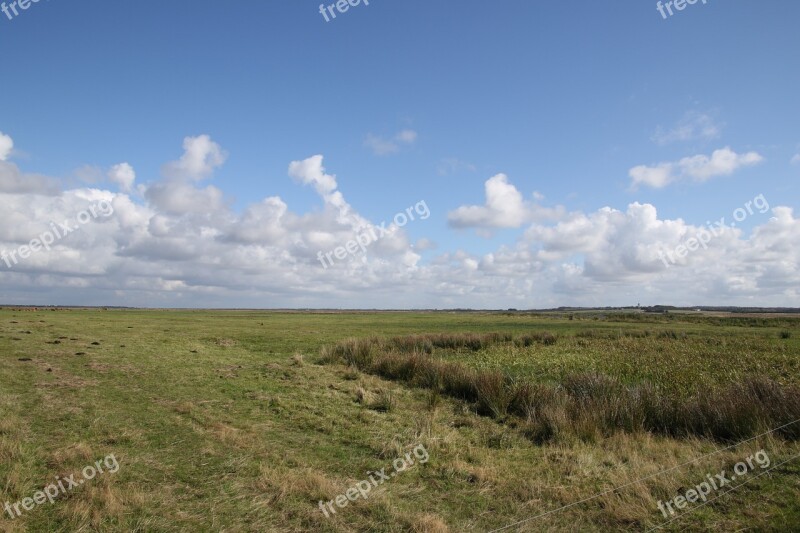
[
  {"xmin": 411, "ymin": 513, "xmax": 451, "ymax": 533},
  {"xmin": 254, "ymin": 464, "xmax": 340, "ymax": 505},
  {"xmin": 214, "ymin": 338, "xmax": 238, "ymax": 347}
]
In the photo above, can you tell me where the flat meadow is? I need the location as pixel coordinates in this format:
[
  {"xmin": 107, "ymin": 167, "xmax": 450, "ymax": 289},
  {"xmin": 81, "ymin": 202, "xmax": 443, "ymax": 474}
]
[{"xmin": 0, "ymin": 308, "xmax": 798, "ymax": 531}]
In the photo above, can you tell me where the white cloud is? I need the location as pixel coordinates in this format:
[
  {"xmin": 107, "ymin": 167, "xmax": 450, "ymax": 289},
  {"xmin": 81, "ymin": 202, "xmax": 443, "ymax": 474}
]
[
  {"xmin": 630, "ymin": 147, "xmax": 764, "ymax": 189},
  {"xmin": 629, "ymin": 163, "xmax": 675, "ymax": 189},
  {"xmin": 0, "ymin": 131, "xmax": 13, "ymax": 161},
  {"xmin": 448, "ymin": 174, "xmax": 565, "ymax": 230},
  {"xmin": 0, "ymin": 161, "xmax": 60, "ymax": 195},
  {"xmin": 145, "ymin": 181, "xmax": 226, "ymax": 216},
  {"xmin": 525, "ymin": 203, "xmax": 700, "ymax": 278},
  {"xmin": 108, "ymin": 163, "xmax": 136, "ymax": 193},
  {"xmin": 289, "ymin": 154, "xmax": 338, "ymax": 195},
  {"xmin": 0, "ymin": 136, "xmax": 798, "ymax": 309},
  {"xmin": 652, "ymin": 112, "xmax": 722, "ymax": 145},
  {"xmin": 0, "ymin": 132, "xmax": 59, "ymax": 194},
  {"xmin": 288, "ymin": 154, "xmax": 371, "ymax": 233},
  {"xmin": 364, "ymin": 129, "xmax": 417, "ymax": 156},
  {"xmin": 161, "ymin": 135, "xmax": 227, "ymax": 181},
  {"xmin": 221, "ymin": 196, "xmax": 289, "ymax": 245},
  {"xmin": 513, "ymin": 199, "xmax": 797, "ymax": 305},
  {"xmin": 449, "ymin": 174, "xmax": 528, "ymax": 229},
  {"xmin": 679, "ymin": 147, "xmax": 763, "ymax": 181},
  {"xmin": 791, "ymin": 154, "xmax": 800, "ymax": 166},
  {"xmin": 414, "ymin": 238, "xmax": 437, "ymax": 251},
  {"xmin": 145, "ymin": 135, "xmax": 230, "ymax": 215}
]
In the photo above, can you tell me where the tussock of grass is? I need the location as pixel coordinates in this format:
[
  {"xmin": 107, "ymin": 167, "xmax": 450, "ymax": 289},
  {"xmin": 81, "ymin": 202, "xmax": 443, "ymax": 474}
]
[
  {"xmin": 370, "ymin": 388, "xmax": 396, "ymax": 412},
  {"xmin": 410, "ymin": 513, "xmax": 451, "ymax": 533},
  {"xmin": 321, "ymin": 336, "xmax": 800, "ymax": 443},
  {"xmin": 515, "ymin": 331, "xmax": 558, "ymax": 346},
  {"xmin": 321, "ymin": 332, "xmax": 532, "ymax": 363}
]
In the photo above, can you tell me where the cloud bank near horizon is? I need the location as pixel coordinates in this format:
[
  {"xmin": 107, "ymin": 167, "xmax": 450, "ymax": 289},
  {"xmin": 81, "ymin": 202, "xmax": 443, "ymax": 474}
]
[{"xmin": 0, "ymin": 132, "xmax": 797, "ymax": 308}]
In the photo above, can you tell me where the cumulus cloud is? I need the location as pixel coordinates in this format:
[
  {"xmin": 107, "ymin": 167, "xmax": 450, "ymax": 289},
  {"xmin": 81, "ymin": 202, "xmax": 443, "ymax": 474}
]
[
  {"xmin": 680, "ymin": 148, "xmax": 763, "ymax": 181},
  {"xmin": 522, "ymin": 198, "xmax": 787, "ymax": 294},
  {"xmin": 448, "ymin": 174, "xmax": 565, "ymax": 230},
  {"xmin": 145, "ymin": 181, "xmax": 226, "ymax": 216},
  {"xmin": 288, "ymin": 154, "xmax": 371, "ymax": 232},
  {"xmin": 364, "ymin": 129, "xmax": 417, "ymax": 156},
  {"xmin": 630, "ymin": 147, "xmax": 764, "ymax": 189},
  {"xmin": 289, "ymin": 154, "xmax": 338, "ymax": 195},
  {"xmin": 629, "ymin": 164, "xmax": 674, "ymax": 189},
  {"xmin": 0, "ymin": 134, "xmax": 798, "ymax": 309},
  {"xmin": 0, "ymin": 132, "xmax": 59, "ymax": 195},
  {"xmin": 414, "ymin": 238, "xmax": 437, "ymax": 251},
  {"xmin": 144, "ymin": 135, "xmax": 230, "ymax": 216},
  {"xmin": 221, "ymin": 197, "xmax": 289, "ymax": 245},
  {"xmin": 108, "ymin": 163, "xmax": 136, "ymax": 192},
  {"xmin": 0, "ymin": 161, "xmax": 61, "ymax": 195},
  {"xmin": 652, "ymin": 112, "xmax": 722, "ymax": 145},
  {"xmin": 0, "ymin": 131, "xmax": 13, "ymax": 161},
  {"xmin": 161, "ymin": 135, "xmax": 227, "ymax": 181},
  {"xmin": 526, "ymin": 203, "xmax": 698, "ymax": 279}
]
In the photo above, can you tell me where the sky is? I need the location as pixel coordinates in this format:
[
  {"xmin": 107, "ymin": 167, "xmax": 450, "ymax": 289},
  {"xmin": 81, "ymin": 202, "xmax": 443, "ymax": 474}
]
[{"xmin": 0, "ymin": 0, "xmax": 798, "ymax": 308}]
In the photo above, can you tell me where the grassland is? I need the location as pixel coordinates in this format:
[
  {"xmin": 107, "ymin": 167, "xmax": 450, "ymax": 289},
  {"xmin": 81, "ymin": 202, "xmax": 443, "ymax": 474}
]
[{"xmin": 0, "ymin": 309, "xmax": 798, "ymax": 532}]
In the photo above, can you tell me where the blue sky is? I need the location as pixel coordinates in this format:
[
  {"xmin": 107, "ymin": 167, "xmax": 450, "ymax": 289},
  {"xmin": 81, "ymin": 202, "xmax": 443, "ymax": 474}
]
[{"xmin": 0, "ymin": 0, "xmax": 798, "ymax": 308}]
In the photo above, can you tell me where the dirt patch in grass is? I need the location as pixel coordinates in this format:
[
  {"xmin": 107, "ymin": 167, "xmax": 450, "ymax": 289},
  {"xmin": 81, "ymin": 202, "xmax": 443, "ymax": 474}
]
[
  {"xmin": 35, "ymin": 364, "xmax": 97, "ymax": 389},
  {"xmin": 214, "ymin": 338, "xmax": 238, "ymax": 347}
]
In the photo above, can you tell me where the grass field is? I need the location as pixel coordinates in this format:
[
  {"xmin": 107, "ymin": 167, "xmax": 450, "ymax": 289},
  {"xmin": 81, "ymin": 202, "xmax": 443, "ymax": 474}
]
[{"xmin": 1, "ymin": 309, "xmax": 798, "ymax": 532}]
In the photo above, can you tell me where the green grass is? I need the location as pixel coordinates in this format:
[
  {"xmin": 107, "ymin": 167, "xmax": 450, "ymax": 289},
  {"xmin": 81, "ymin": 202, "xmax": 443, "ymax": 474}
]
[{"xmin": 1, "ymin": 309, "xmax": 799, "ymax": 531}]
